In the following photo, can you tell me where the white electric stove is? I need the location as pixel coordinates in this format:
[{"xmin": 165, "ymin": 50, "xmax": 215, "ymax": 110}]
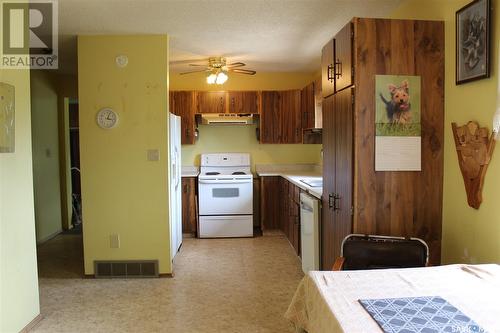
[{"xmin": 198, "ymin": 153, "xmax": 253, "ymax": 238}]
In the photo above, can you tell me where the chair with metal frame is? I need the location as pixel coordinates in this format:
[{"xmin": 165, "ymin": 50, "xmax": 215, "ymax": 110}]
[{"xmin": 332, "ymin": 234, "xmax": 429, "ymax": 271}]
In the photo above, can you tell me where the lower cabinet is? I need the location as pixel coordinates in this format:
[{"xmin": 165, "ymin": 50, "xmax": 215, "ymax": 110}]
[
  {"xmin": 283, "ymin": 179, "xmax": 300, "ymax": 256},
  {"xmin": 181, "ymin": 177, "xmax": 198, "ymax": 236},
  {"xmin": 260, "ymin": 177, "xmax": 281, "ymax": 230},
  {"xmin": 260, "ymin": 176, "xmax": 301, "ymax": 256}
]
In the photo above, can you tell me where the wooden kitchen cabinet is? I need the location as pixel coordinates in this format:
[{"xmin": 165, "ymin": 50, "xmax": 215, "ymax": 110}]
[
  {"xmin": 196, "ymin": 91, "xmax": 226, "ymax": 114},
  {"xmin": 321, "ymin": 89, "xmax": 354, "ymax": 270},
  {"xmin": 321, "ymin": 39, "xmax": 335, "ymax": 98},
  {"xmin": 280, "ymin": 90, "xmax": 302, "ymax": 144},
  {"xmin": 260, "ymin": 176, "xmax": 281, "ymax": 230},
  {"xmin": 181, "ymin": 177, "xmax": 198, "ymax": 236},
  {"xmin": 260, "ymin": 91, "xmax": 282, "ymax": 144},
  {"xmin": 333, "ymin": 22, "xmax": 353, "ymax": 92},
  {"xmin": 320, "ymin": 18, "xmax": 444, "ymax": 269},
  {"xmin": 169, "ymin": 91, "xmax": 196, "ymax": 145},
  {"xmin": 260, "ymin": 90, "xmax": 301, "ymax": 144},
  {"xmin": 321, "ymin": 23, "xmax": 353, "ymax": 97},
  {"xmin": 287, "ymin": 183, "xmax": 301, "ymax": 256},
  {"xmin": 195, "ymin": 91, "xmax": 259, "ymax": 114},
  {"xmin": 301, "ymin": 82, "xmax": 315, "ymax": 129},
  {"xmin": 302, "ymin": 79, "xmax": 323, "ymax": 144},
  {"xmin": 228, "ymin": 91, "xmax": 259, "ymax": 114},
  {"xmin": 260, "ymin": 176, "xmax": 301, "ymax": 255}
]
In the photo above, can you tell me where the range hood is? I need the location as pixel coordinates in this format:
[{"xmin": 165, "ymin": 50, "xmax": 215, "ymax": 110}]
[{"xmin": 201, "ymin": 113, "xmax": 255, "ymax": 125}]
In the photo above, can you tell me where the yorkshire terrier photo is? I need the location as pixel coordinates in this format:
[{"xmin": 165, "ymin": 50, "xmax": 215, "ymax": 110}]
[{"xmin": 379, "ymin": 79, "xmax": 412, "ymax": 124}]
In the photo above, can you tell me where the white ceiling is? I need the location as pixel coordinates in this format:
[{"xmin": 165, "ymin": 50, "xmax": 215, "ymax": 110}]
[{"xmin": 58, "ymin": 0, "xmax": 402, "ymax": 74}]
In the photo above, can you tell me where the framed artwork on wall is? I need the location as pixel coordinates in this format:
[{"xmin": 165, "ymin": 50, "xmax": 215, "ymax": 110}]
[
  {"xmin": 456, "ymin": 0, "xmax": 491, "ymax": 85},
  {"xmin": 0, "ymin": 82, "xmax": 15, "ymax": 153}
]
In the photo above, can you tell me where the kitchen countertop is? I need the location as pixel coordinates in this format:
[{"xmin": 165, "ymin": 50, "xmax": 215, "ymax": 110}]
[
  {"xmin": 181, "ymin": 166, "xmax": 199, "ymax": 178},
  {"xmin": 256, "ymin": 164, "xmax": 322, "ymax": 200}
]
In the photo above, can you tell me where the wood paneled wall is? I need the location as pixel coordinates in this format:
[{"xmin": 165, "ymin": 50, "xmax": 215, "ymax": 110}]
[{"xmin": 353, "ymin": 18, "xmax": 444, "ymax": 264}]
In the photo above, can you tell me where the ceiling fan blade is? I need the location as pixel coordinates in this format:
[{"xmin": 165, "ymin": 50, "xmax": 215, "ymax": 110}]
[
  {"xmin": 179, "ymin": 69, "xmax": 211, "ymax": 75},
  {"xmin": 226, "ymin": 62, "xmax": 246, "ymax": 68},
  {"xmin": 230, "ymin": 68, "xmax": 256, "ymax": 75},
  {"xmin": 189, "ymin": 64, "xmax": 209, "ymax": 67}
]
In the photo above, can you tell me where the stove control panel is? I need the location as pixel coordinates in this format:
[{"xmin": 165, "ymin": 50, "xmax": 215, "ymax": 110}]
[{"xmin": 201, "ymin": 153, "xmax": 251, "ymax": 167}]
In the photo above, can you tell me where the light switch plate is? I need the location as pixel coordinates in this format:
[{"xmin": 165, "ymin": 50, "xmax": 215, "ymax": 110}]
[
  {"xmin": 147, "ymin": 149, "xmax": 160, "ymax": 161},
  {"xmin": 110, "ymin": 234, "xmax": 120, "ymax": 248}
]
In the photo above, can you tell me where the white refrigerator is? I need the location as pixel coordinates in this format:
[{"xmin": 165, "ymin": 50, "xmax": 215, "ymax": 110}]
[{"xmin": 169, "ymin": 113, "xmax": 182, "ymax": 261}]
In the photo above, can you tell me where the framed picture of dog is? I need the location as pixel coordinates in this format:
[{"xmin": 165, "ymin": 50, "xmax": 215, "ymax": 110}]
[
  {"xmin": 456, "ymin": 0, "xmax": 491, "ymax": 85},
  {"xmin": 375, "ymin": 75, "xmax": 421, "ymax": 171}
]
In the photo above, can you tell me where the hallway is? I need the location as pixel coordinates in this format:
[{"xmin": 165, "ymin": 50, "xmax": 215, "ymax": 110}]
[{"xmin": 33, "ymin": 234, "xmax": 304, "ymax": 333}]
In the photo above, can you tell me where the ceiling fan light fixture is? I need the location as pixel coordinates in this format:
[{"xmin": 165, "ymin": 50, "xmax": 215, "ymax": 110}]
[
  {"xmin": 215, "ymin": 72, "xmax": 228, "ymax": 84},
  {"xmin": 206, "ymin": 73, "xmax": 217, "ymax": 84}
]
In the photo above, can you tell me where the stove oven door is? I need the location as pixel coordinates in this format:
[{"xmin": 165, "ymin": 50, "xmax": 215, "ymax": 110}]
[{"xmin": 198, "ymin": 177, "xmax": 253, "ymax": 216}]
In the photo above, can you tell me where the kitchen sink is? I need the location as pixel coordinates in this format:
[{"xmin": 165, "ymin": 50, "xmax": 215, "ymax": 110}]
[{"xmin": 300, "ymin": 179, "xmax": 323, "ymax": 188}]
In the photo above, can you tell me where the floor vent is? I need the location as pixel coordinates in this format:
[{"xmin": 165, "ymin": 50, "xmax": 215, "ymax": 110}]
[{"xmin": 94, "ymin": 260, "xmax": 159, "ymax": 278}]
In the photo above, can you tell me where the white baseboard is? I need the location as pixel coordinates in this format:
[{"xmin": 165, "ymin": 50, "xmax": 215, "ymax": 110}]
[{"xmin": 37, "ymin": 229, "xmax": 63, "ymax": 244}]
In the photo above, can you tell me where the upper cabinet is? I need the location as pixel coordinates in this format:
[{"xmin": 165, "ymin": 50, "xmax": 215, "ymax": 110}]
[
  {"xmin": 280, "ymin": 90, "xmax": 302, "ymax": 144},
  {"xmin": 195, "ymin": 91, "xmax": 259, "ymax": 114},
  {"xmin": 321, "ymin": 23, "xmax": 354, "ymax": 98},
  {"xmin": 228, "ymin": 91, "xmax": 259, "ymax": 114},
  {"xmin": 321, "ymin": 39, "xmax": 335, "ymax": 98},
  {"xmin": 170, "ymin": 91, "xmax": 196, "ymax": 145},
  {"xmin": 301, "ymin": 82, "xmax": 315, "ymax": 129},
  {"xmin": 260, "ymin": 91, "xmax": 282, "ymax": 144},
  {"xmin": 196, "ymin": 91, "xmax": 226, "ymax": 114},
  {"xmin": 260, "ymin": 90, "xmax": 301, "ymax": 144},
  {"xmin": 171, "ymin": 87, "xmax": 318, "ymax": 145},
  {"xmin": 333, "ymin": 22, "xmax": 354, "ymax": 92}
]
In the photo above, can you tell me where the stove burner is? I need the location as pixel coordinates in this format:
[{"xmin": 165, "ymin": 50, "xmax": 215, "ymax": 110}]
[
  {"xmin": 206, "ymin": 172, "xmax": 220, "ymax": 176},
  {"xmin": 232, "ymin": 171, "xmax": 246, "ymax": 175}
]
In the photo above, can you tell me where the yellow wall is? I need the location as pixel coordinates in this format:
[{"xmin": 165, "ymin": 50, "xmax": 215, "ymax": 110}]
[
  {"xmin": 392, "ymin": 0, "xmax": 500, "ymax": 263},
  {"xmin": 30, "ymin": 70, "xmax": 63, "ymax": 242},
  {"xmin": 78, "ymin": 35, "xmax": 171, "ymax": 274},
  {"xmin": 0, "ymin": 69, "xmax": 40, "ymax": 331},
  {"xmin": 170, "ymin": 72, "xmax": 323, "ymax": 168}
]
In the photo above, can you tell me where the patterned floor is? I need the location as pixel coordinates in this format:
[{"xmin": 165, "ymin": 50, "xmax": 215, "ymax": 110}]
[{"xmin": 33, "ymin": 233, "xmax": 303, "ymax": 332}]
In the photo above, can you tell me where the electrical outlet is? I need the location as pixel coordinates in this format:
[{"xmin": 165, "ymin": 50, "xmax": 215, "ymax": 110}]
[{"xmin": 110, "ymin": 234, "xmax": 120, "ymax": 248}]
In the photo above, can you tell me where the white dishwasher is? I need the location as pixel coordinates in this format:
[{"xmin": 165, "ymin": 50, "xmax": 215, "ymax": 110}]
[{"xmin": 300, "ymin": 192, "xmax": 320, "ymax": 273}]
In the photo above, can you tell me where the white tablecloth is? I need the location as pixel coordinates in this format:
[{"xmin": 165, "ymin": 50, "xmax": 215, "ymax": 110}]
[{"xmin": 285, "ymin": 264, "xmax": 500, "ymax": 333}]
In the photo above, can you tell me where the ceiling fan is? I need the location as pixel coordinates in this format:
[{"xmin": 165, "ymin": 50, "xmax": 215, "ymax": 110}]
[{"xmin": 179, "ymin": 57, "xmax": 256, "ymax": 84}]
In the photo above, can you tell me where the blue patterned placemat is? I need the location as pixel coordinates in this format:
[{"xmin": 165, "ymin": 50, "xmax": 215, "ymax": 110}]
[{"xmin": 359, "ymin": 296, "xmax": 486, "ymax": 333}]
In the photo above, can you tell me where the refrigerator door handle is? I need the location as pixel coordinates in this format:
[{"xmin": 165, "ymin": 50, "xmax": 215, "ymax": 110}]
[{"xmin": 175, "ymin": 148, "xmax": 180, "ymax": 189}]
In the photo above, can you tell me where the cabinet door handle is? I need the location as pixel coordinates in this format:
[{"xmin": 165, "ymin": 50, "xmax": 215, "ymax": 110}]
[
  {"xmin": 327, "ymin": 64, "xmax": 335, "ymax": 82},
  {"xmin": 333, "ymin": 194, "xmax": 341, "ymax": 211},
  {"xmin": 335, "ymin": 59, "xmax": 342, "ymax": 79},
  {"xmin": 329, "ymin": 193, "xmax": 341, "ymax": 210}
]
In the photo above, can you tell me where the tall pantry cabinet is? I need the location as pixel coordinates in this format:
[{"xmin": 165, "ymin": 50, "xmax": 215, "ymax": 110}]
[{"xmin": 321, "ymin": 18, "xmax": 444, "ymax": 269}]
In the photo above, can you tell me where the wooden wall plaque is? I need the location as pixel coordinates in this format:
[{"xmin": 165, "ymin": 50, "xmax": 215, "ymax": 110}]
[{"xmin": 451, "ymin": 121, "xmax": 496, "ymax": 209}]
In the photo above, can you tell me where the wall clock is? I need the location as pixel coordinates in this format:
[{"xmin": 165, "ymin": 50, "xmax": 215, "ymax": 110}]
[{"xmin": 96, "ymin": 108, "xmax": 118, "ymax": 129}]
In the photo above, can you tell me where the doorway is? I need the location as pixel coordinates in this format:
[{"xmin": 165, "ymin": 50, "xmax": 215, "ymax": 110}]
[{"xmin": 68, "ymin": 99, "xmax": 82, "ymax": 232}]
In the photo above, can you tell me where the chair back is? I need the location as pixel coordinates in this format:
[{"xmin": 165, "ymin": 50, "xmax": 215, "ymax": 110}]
[{"xmin": 341, "ymin": 234, "xmax": 428, "ymax": 270}]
